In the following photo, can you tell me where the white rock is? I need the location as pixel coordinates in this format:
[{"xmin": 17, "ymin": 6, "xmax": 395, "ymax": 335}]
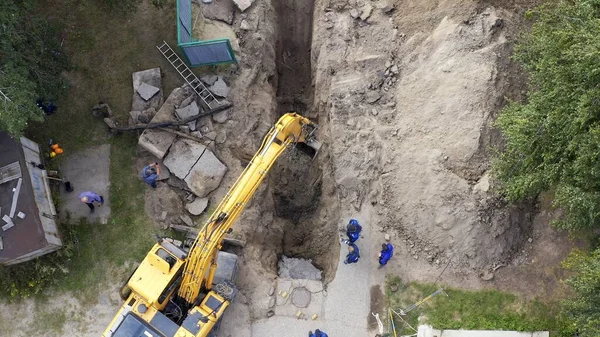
[
  {"xmin": 473, "ymin": 172, "xmax": 490, "ymax": 193},
  {"xmin": 384, "ymin": 234, "xmax": 391, "ymax": 241},
  {"xmin": 350, "ymin": 9, "xmax": 359, "ymax": 19},
  {"xmin": 240, "ymin": 19, "xmax": 251, "ymax": 31},
  {"xmin": 186, "ymin": 197, "xmax": 209, "ymax": 215},
  {"xmin": 360, "ymin": 4, "xmax": 373, "ymax": 21}
]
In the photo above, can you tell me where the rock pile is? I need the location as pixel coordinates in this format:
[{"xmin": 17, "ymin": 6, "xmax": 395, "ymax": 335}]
[{"xmin": 136, "ymin": 79, "xmax": 231, "ymax": 218}]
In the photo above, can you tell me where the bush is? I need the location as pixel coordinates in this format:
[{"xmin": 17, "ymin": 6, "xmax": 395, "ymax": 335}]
[
  {"xmin": 0, "ymin": 0, "xmax": 70, "ymax": 136},
  {"xmin": 493, "ymin": 0, "xmax": 600, "ymax": 230},
  {"xmin": 561, "ymin": 249, "xmax": 600, "ymax": 337}
]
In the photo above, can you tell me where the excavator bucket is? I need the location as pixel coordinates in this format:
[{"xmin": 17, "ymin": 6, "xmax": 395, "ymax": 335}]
[
  {"xmin": 301, "ymin": 138, "xmax": 322, "ymax": 158},
  {"xmin": 297, "ymin": 122, "xmax": 322, "ymax": 159}
]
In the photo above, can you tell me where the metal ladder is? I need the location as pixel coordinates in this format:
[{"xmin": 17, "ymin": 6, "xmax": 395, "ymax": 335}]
[{"xmin": 156, "ymin": 41, "xmax": 221, "ymax": 110}]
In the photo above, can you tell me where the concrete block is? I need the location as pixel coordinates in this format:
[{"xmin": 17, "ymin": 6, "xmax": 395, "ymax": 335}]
[
  {"xmin": 137, "ymin": 82, "xmax": 160, "ymax": 101},
  {"xmin": 232, "ymin": 0, "xmax": 253, "ymax": 11},
  {"xmin": 163, "ymin": 139, "xmax": 208, "ymax": 179},
  {"xmin": 138, "ymin": 86, "xmax": 189, "ymax": 159},
  {"xmin": 186, "ymin": 197, "xmax": 208, "ymax": 215},
  {"xmin": 184, "ymin": 147, "xmax": 227, "ymax": 197},
  {"xmin": 175, "ymin": 101, "xmax": 200, "ymax": 120},
  {"xmin": 132, "ymin": 68, "xmax": 162, "ymax": 112},
  {"xmin": 209, "ymin": 77, "xmax": 230, "ymax": 98}
]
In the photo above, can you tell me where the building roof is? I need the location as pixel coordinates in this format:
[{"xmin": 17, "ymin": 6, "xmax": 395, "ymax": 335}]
[{"xmin": 0, "ymin": 132, "xmax": 61, "ymax": 265}]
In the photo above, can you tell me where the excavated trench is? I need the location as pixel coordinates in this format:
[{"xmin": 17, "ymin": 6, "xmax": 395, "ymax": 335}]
[{"xmin": 269, "ymin": 0, "xmax": 339, "ymax": 278}]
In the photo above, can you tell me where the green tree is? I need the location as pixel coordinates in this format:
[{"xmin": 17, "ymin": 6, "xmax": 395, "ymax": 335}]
[
  {"xmin": 0, "ymin": 0, "xmax": 69, "ymax": 136},
  {"xmin": 493, "ymin": 0, "xmax": 600, "ymax": 230},
  {"xmin": 561, "ymin": 248, "xmax": 600, "ymax": 336}
]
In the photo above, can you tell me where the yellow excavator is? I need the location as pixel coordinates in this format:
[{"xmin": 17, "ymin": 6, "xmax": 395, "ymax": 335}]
[{"xmin": 102, "ymin": 113, "xmax": 320, "ymax": 337}]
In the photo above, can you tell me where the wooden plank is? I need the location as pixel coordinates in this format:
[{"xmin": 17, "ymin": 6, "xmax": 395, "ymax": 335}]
[
  {"xmin": 0, "ymin": 161, "xmax": 21, "ymax": 185},
  {"xmin": 9, "ymin": 178, "xmax": 22, "ymax": 218},
  {"xmin": 2, "ymin": 215, "xmax": 14, "ymax": 231}
]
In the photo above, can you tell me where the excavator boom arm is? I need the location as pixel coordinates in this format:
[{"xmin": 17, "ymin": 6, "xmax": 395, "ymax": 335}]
[{"xmin": 178, "ymin": 112, "xmax": 317, "ymax": 305}]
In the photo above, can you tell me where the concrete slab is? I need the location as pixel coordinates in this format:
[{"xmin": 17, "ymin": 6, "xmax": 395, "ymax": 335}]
[
  {"xmin": 138, "ymin": 86, "xmax": 189, "ymax": 159},
  {"xmin": 186, "ymin": 197, "xmax": 208, "ymax": 215},
  {"xmin": 209, "ymin": 77, "xmax": 230, "ymax": 98},
  {"xmin": 132, "ymin": 68, "xmax": 162, "ymax": 111},
  {"xmin": 136, "ymin": 82, "xmax": 160, "ymax": 101},
  {"xmin": 184, "ymin": 147, "xmax": 227, "ymax": 197},
  {"xmin": 278, "ymin": 256, "xmax": 322, "ymax": 280},
  {"xmin": 163, "ymin": 139, "xmax": 207, "ymax": 180},
  {"xmin": 175, "ymin": 101, "xmax": 200, "ymax": 120},
  {"xmin": 59, "ymin": 144, "xmax": 111, "ymax": 224},
  {"xmin": 232, "ymin": 0, "xmax": 253, "ymax": 12}
]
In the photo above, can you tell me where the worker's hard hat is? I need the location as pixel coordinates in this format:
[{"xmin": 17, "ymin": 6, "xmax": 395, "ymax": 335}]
[
  {"xmin": 50, "ymin": 152, "xmax": 57, "ymax": 158},
  {"xmin": 349, "ymin": 219, "xmax": 359, "ymax": 226},
  {"xmin": 54, "ymin": 147, "xmax": 64, "ymax": 154}
]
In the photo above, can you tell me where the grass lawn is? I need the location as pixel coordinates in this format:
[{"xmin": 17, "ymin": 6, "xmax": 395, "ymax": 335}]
[
  {"xmin": 385, "ymin": 275, "xmax": 567, "ymax": 336},
  {"xmin": 0, "ymin": 0, "xmax": 180, "ymax": 302}
]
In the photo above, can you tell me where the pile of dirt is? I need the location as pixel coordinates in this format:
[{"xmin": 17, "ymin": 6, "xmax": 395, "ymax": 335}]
[{"xmin": 310, "ymin": 0, "xmax": 535, "ymax": 271}]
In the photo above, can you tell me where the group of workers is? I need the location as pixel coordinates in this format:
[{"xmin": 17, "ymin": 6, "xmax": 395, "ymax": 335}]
[
  {"xmin": 309, "ymin": 219, "xmax": 394, "ymax": 336},
  {"xmin": 77, "ymin": 161, "xmax": 160, "ymax": 212},
  {"xmin": 343, "ymin": 219, "xmax": 394, "ymax": 267}
]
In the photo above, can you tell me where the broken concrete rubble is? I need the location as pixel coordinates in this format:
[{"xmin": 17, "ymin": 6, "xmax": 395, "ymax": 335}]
[
  {"xmin": 180, "ymin": 214, "xmax": 194, "ymax": 227},
  {"xmin": 175, "ymin": 101, "xmax": 201, "ymax": 120},
  {"xmin": 240, "ymin": 19, "xmax": 251, "ymax": 31},
  {"xmin": 184, "ymin": 148, "xmax": 227, "ymax": 197},
  {"xmin": 163, "ymin": 139, "xmax": 228, "ymax": 197},
  {"xmin": 202, "ymin": 0, "xmax": 235, "ymax": 25},
  {"xmin": 200, "ymin": 75, "xmax": 219, "ymax": 86},
  {"xmin": 164, "ymin": 139, "xmax": 207, "ymax": 179},
  {"xmin": 360, "ymin": 4, "xmax": 373, "ymax": 21},
  {"xmin": 212, "ymin": 109, "xmax": 231, "ymax": 123},
  {"xmin": 209, "ymin": 77, "xmax": 231, "ymax": 98},
  {"xmin": 179, "ymin": 95, "xmax": 196, "ymax": 110},
  {"xmin": 138, "ymin": 86, "xmax": 190, "ymax": 159},
  {"xmin": 137, "ymin": 82, "xmax": 161, "ymax": 101},
  {"xmin": 132, "ymin": 68, "xmax": 163, "ymax": 112},
  {"xmin": 232, "ymin": 0, "xmax": 253, "ymax": 12},
  {"xmin": 186, "ymin": 197, "xmax": 209, "ymax": 215}
]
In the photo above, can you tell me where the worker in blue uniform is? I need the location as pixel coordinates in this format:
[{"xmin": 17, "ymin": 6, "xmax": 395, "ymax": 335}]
[
  {"xmin": 343, "ymin": 219, "xmax": 362, "ymax": 244},
  {"xmin": 379, "ymin": 243, "xmax": 394, "ymax": 266},
  {"xmin": 309, "ymin": 329, "xmax": 328, "ymax": 337},
  {"xmin": 344, "ymin": 243, "xmax": 360, "ymax": 264}
]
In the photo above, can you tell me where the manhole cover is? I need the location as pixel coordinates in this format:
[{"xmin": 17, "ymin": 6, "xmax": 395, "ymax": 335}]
[{"xmin": 291, "ymin": 287, "xmax": 312, "ymax": 308}]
